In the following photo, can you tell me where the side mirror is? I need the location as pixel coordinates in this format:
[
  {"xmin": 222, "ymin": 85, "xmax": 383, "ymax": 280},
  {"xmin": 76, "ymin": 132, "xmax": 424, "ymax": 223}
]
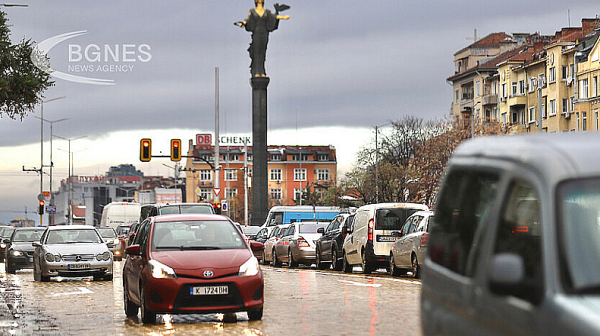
[
  {"xmin": 125, "ymin": 244, "xmax": 142, "ymax": 256},
  {"xmin": 317, "ymin": 227, "xmax": 324, "ymax": 234},
  {"xmin": 32, "ymin": 242, "xmax": 41, "ymax": 248},
  {"xmin": 250, "ymin": 241, "xmax": 264, "ymax": 252},
  {"xmin": 489, "ymin": 253, "xmax": 526, "ymax": 296},
  {"xmin": 2, "ymin": 238, "xmax": 10, "ymax": 244},
  {"xmin": 106, "ymin": 242, "xmax": 115, "ymax": 248}
]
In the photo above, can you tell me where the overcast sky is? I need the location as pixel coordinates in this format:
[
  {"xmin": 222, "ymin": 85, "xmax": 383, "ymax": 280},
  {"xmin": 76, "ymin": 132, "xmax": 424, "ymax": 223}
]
[{"xmin": 0, "ymin": 1, "xmax": 597, "ymax": 224}]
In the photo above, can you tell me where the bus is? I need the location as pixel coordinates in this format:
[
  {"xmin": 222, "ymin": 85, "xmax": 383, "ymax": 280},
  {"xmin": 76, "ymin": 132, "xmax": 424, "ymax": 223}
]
[{"xmin": 262, "ymin": 206, "xmax": 341, "ymax": 227}]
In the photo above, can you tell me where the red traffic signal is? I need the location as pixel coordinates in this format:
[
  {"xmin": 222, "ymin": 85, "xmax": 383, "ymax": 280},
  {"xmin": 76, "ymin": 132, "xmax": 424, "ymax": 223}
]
[
  {"xmin": 38, "ymin": 200, "xmax": 45, "ymax": 215},
  {"xmin": 212, "ymin": 202, "xmax": 222, "ymax": 214},
  {"xmin": 171, "ymin": 139, "xmax": 182, "ymax": 161},
  {"xmin": 140, "ymin": 138, "xmax": 152, "ymax": 162}
]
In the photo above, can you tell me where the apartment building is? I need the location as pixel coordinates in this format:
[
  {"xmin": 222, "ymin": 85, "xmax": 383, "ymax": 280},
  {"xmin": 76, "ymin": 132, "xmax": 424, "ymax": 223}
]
[
  {"xmin": 183, "ymin": 139, "xmax": 337, "ymax": 212},
  {"xmin": 449, "ymin": 18, "xmax": 600, "ymax": 133}
]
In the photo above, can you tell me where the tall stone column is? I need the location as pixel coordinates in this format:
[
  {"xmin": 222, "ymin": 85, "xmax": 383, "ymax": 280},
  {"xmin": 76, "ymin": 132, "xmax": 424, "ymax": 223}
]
[{"xmin": 251, "ymin": 77, "xmax": 270, "ymax": 225}]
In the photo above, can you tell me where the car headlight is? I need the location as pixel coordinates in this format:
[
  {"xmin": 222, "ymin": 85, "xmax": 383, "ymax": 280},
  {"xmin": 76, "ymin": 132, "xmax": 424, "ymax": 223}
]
[
  {"xmin": 0, "ymin": 243, "xmax": 5, "ymax": 249},
  {"xmin": 148, "ymin": 260, "xmax": 177, "ymax": 279},
  {"xmin": 10, "ymin": 250, "xmax": 23, "ymax": 257},
  {"xmin": 113, "ymin": 238, "xmax": 120, "ymax": 245},
  {"xmin": 238, "ymin": 256, "xmax": 260, "ymax": 277},
  {"xmin": 96, "ymin": 251, "xmax": 112, "ymax": 261},
  {"xmin": 45, "ymin": 253, "xmax": 61, "ymax": 262}
]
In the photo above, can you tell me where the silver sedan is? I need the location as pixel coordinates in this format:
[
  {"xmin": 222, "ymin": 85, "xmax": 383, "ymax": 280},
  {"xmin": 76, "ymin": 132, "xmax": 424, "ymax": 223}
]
[{"xmin": 33, "ymin": 226, "xmax": 113, "ymax": 282}]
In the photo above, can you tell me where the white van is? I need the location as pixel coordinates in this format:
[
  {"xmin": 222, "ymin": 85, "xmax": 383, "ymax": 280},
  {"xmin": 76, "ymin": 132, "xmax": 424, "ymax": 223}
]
[
  {"xmin": 100, "ymin": 202, "xmax": 141, "ymax": 230},
  {"xmin": 341, "ymin": 202, "xmax": 429, "ymax": 273}
]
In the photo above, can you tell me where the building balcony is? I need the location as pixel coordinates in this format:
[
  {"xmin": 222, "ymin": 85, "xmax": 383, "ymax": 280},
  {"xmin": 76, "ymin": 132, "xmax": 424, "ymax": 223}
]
[
  {"xmin": 199, "ymin": 180, "xmax": 214, "ymax": 187},
  {"xmin": 482, "ymin": 94, "xmax": 498, "ymax": 106},
  {"xmin": 508, "ymin": 124, "xmax": 528, "ymax": 134},
  {"xmin": 508, "ymin": 94, "xmax": 527, "ymax": 106}
]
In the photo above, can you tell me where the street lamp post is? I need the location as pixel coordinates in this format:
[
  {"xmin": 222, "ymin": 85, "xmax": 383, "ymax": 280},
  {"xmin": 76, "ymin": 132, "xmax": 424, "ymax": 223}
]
[
  {"xmin": 38, "ymin": 96, "xmax": 66, "ymax": 225},
  {"xmin": 374, "ymin": 123, "xmax": 391, "ymax": 203},
  {"xmin": 55, "ymin": 134, "xmax": 86, "ymax": 225}
]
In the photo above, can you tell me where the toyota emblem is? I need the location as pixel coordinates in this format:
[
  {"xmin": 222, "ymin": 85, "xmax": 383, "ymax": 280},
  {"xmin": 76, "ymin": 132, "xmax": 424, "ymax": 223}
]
[{"xmin": 203, "ymin": 270, "xmax": 214, "ymax": 278}]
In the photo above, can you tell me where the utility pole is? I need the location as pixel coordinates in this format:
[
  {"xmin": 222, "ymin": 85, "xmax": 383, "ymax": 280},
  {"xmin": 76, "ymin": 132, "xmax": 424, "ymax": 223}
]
[{"xmin": 215, "ymin": 67, "xmax": 220, "ymax": 203}]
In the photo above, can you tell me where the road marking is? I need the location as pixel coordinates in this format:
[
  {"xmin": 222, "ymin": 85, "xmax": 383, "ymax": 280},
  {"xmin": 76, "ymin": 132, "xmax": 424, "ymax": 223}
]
[
  {"xmin": 52, "ymin": 287, "xmax": 93, "ymax": 297},
  {"xmin": 338, "ymin": 280, "xmax": 382, "ymax": 287}
]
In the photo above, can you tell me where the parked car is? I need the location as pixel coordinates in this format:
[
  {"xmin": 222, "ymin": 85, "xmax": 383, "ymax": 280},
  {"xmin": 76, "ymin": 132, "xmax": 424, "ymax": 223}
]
[
  {"xmin": 4, "ymin": 227, "xmax": 46, "ymax": 274},
  {"xmin": 32, "ymin": 226, "xmax": 113, "ymax": 282},
  {"xmin": 315, "ymin": 213, "xmax": 355, "ymax": 270},
  {"xmin": 139, "ymin": 203, "xmax": 215, "ymax": 223},
  {"xmin": 273, "ymin": 221, "xmax": 328, "ymax": 268},
  {"xmin": 342, "ymin": 203, "xmax": 429, "ymax": 274},
  {"xmin": 422, "ymin": 133, "xmax": 600, "ymax": 335},
  {"xmin": 97, "ymin": 226, "xmax": 124, "ymax": 260},
  {"xmin": 241, "ymin": 225, "xmax": 261, "ymax": 240},
  {"xmin": 389, "ymin": 210, "xmax": 433, "ymax": 278},
  {"xmin": 262, "ymin": 225, "xmax": 288, "ymax": 266},
  {"xmin": 0, "ymin": 226, "xmax": 15, "ymax": 262},
  {"xmin": 122, "ymin": 214, "xmax": 264, "ymax": 324}
]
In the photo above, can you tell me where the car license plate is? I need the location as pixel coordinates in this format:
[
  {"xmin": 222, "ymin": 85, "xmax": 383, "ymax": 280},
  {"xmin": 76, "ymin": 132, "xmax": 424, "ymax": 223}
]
[
  {"xmin": 68, "ymin": 263, "xmax": 91, "ymax": 270},
  {"xmin": 377, "ymin": 236, "xmax": 397, "ymax": 242},
  {"xmin": 190, "ymin": 286, "xmax": 229, "ymax": 295}
]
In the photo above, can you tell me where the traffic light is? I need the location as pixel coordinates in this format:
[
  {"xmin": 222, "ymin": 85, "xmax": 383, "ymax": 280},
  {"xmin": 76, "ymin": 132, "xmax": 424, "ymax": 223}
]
[
  {"xmin": 140, "ymin": 138, "xmax": 152, "ymax": 162},
  {"xmin": 38, "ymin": 200, "xmax": 45, "ymax": 215},
  {"xmin": 170, "ymin": 139, "xmax": 182, "ymax": 161},
  {"xmin": 213, "ymin": 202, "xmax": 222, "ymax": 214}
]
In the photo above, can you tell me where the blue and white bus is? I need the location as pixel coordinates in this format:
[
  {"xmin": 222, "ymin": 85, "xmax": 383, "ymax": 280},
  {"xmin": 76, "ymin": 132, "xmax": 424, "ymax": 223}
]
[{"xmin": 262, "ymin": 206, "xmax": 340, "ymax": 227}]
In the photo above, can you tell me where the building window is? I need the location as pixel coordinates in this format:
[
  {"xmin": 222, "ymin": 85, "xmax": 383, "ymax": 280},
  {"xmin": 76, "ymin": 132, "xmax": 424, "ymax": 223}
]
[
  {"xmin": 593, "ymin": 76, "xmax": 598, "ymax": 97},
  {"xmin": 270, "ymin": 188, "xmax": 282, "ymax": 200},
  {"xmin": 199, "ymin": 170, "xmax": 212, "ymax": 181},
  {"xmin": 502, "ymin": 83, "xmax": 507, "ymax": 99},
  {"xmin": 225, "ymin": 169, "xmax": 237, "ymax": 181},
  {"xmin": 316, "ymin": 169, "xmax": 330, "ymax": 181},
  {"xmin": 511, "ymin": 82, "xmax": 518, "ymax": 96},
  {"xmin": 549, "ymin": 99, "xmax": 556, "ymax": 116},
  {"xmin": 455, "ymin": 89, "xmax": 459, "ymax": 104},
  {"xmin": 294, "ymin": 168, "xmax": 307, "ymax": 181},
  {"xmin": 528, "ymin": 106, "xmax": 536, "ymax": 123},
  {"xmin": 293, "ymin": 188, "xmax": 306, "ymax": 201},
  {"xmin": 562, "ymin": 65, "xmax": 568, "ymax": 79},
  {"xmin": 549, "ymin": 67, "xmax": 556, "ymax": 83},
  {"xmin": 292, "ymin": 154, "xmax": 309, "ymax": 161},
  {"xmin": 318, "ymin": 154, "xmax": 329, "ymax": 161},
  {"xmin": 475, "ymin": 81, "xmax": 480, "ymax": 97},
  {"xmin": 225, "ymin": 188, "xmax": 237, "ymax": 198},
  {"xmin": 570, "ymin": 97, "xmax": 575, "ymax": 112},
  {"xmin": 595, "ymin": 109, "xmax": 599, "ymax": 131},
  {"xmin": 200, "ymin": 188, "xmax": 211, "ymax": 201},
  {"xmin": 563, "ymin": 98, "xmax": 569, "ymax": 113},
  {"xmin": 270, "ymin": 153, "xmax": 281, "ymax": 161},
  {"xmin": 576, "ymin": 113, "xmax": 580, "ymax": 132},
  {"xmin": 519, "ymin": 80, "xmax": 525, "ymax": 95},
  {"xmin": 227, "ymin": 154, "xmax": 239, "ymax": 161},
  {"xmin": 199, "ymin": 154, "xmax": 212, "ymax": 162},
  {"xmin": 541, "ymin": 103, "xmax": 546, "ymax": 119},
  {"xmin": 270, "ymin": 169, "xmax": 282, "ymax": 181},
  {"xmin": 529, "ymin": 77, "xmax": 536, "ymax": 92},
  {"xmin": 583, "ymin": 112, "xmax": 587, "ymax": 131},
  {"xmin": 580, "ymin": 79, "xmax": 589, "ymax": 99}
]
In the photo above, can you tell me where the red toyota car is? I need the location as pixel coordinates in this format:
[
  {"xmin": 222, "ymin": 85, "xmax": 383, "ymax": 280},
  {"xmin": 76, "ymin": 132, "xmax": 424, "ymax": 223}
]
[{"xmin": 122, "ymin": 214, "xmax": 264, "ymax": 323}]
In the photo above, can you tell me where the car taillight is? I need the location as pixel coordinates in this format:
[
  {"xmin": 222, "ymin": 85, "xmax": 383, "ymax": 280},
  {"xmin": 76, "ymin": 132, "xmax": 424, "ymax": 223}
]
[
  {"xmin": 298, "ymin": 237, "xmax": 310, "ymax": 247},
  {"xmin": 420, "ymin": 233, "xmax": 429, "ymax": 247},
  {"xmin": 368, "ymin": 219, "xmax": 374, "ymax": 242}
]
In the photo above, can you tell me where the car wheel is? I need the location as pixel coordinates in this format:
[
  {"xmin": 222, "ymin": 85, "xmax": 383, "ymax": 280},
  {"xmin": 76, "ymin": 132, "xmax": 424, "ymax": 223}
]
[
  {"xmin": 389, "ymin": 253, "xmax": 401, "ymax": 276},
  {"xmin": 361, "ymin": 250, "xmax": 372, "ymax": 274},
  {"xmin": 140, "ymin": 284, "xmax": 156, "ymax": 324},
  {"xmin": 123, "ymin": 285, "xmax": 139, "ymax": 317},
  {"xmin": 223, "ymin": 312, "xmax": 237, "ymax": 323},
  {"xmin": 315, "ymin": 247, "xmax": 326, "ymax": 270},
  {"xmin": 412, "ymin": 254, "xmax": 421, "ymax": 279},
  {"xmin": 33, "ymin": 261, "xmax": 40, "ymax": 281},
  {"xmin": 273, "ymin": 249, "xmax": 282, "ymax": 267},
  {"xmin": 261, "ymin": 250, "xmax": 269, "ymax": 265},
  {"xmin": 288, "ymin": 249, "xmax": 298, "ymax": 268},
  {"xmin": 332, "ymin": 248, "xmax": 343, "ymax": 271},
  {"xmin": 342, "ymin": 252, "xmax": 352, "ymax": 273},
  {"xmin": 247, "ymin": 306, "xmax": 263, "ymax": 321},
  {"xmin": 103, "ymin": 274, "xmax": 114, "ymax": 281},
  {"xmin": 6, "ymin": 260, "xmax": 15, "ymax": 274}
]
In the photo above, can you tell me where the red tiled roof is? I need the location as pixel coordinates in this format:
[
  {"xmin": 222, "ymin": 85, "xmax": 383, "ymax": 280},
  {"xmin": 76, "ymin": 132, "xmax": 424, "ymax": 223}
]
[{"xmin": 470, "ymin": 32, "xmax": 513, "ymax": 49}]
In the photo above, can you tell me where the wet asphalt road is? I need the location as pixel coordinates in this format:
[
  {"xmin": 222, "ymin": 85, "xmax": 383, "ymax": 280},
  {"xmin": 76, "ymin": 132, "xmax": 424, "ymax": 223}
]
[{"xmin": 0, "ymin": 262, "xmax": 422, "ymax": 335}]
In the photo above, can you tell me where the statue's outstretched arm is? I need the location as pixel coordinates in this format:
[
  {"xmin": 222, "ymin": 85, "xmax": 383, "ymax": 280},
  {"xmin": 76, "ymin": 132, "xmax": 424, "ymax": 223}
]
[
  {"xmin": 235, "ymin": 11, "xmax": 252, "ymax": 27},
  {"xmin": 276, "ymin": 15, "xmax": 290, "ymax": 20}
]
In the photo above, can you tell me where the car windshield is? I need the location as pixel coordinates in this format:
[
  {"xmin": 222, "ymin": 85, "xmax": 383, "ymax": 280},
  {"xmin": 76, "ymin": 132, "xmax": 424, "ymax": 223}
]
[
  {"xmin": 13, "ymin": 229, "xmax": 44, "ymax": 242},
  {"xmin": 158, "ymin": 204, "xmax": 213, "ymax": 215},
  {"xmin": 152, "ymin": 220, "xmax": 246, "ymax": 251},
  {"xmin": 558, "ymin": 178, "xmax": 600, "ymax": 292},
  {"xmin": 46, "ymin": 229, "xmax": 103, "ymax": 244},
  {"xmin": 97, "ymin": 228, "xmax": 117, "ymax": 238},
  {"xmin": 1, "ymin": 228, "xmax": 15, "ymax": 238},
  {"xmin": 376, "ymin": 208, "xmax": 421, "ymax": 230},
  {"xmin": 299, "ymin": 223, "xmax": 327, "ymax": 234}
]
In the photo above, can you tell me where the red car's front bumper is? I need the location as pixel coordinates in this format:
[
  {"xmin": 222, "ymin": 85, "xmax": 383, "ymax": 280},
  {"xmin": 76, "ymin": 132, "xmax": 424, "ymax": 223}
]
[{"xmin": 143, "ymin": 270, "xmax": 264, "ymax": 314}]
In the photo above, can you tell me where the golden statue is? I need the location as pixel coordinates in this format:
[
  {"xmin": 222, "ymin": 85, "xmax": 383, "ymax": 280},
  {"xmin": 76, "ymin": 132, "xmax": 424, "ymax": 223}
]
[{"xmin": 235, "ymin": 1, "xmax": 290, "ymax": 77}]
